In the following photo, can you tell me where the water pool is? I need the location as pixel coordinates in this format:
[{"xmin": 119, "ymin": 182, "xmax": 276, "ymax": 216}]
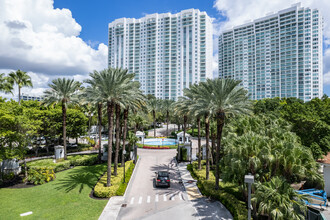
[{"xmin": 143, "ymin": 138, "xmax": 177, "ymax": 146}]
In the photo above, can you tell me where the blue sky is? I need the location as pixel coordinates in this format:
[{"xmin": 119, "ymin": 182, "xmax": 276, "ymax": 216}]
[{"xmin": 53, "ymin": 0, "xmax": 223, "ymax": 48}]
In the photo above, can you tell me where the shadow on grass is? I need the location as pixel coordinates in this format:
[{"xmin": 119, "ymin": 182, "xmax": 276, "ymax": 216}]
[{"xmin": 54, "ymin": 164, "xmax": 106, "ymax": 193}]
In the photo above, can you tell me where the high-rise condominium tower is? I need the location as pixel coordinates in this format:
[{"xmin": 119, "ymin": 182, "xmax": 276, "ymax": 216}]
[
  {"xmin": 218, "ymin": 3, "xmax": 323, "ymax": 101},
  {"xmin": 109, "ymin": 9, "xmax": 213, "ymax": 100}
]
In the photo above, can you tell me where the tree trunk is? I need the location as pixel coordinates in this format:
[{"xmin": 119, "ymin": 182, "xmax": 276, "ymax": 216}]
[
  {"xmin": 153, "ymin": 110, "xmax": 156, "ymax": 137},
  {"xmin": 197, "ymin": 117, "xmax": 201, "ymax": 170},
  {"xmin": 166, "ymin": 111, "xmax": 169, "ymax": 137},
  {"xmin": 18, "ymin": 86, "xmax": 21, "ymax": 105},
  {"xmin": 106, "ymin": 101, "xmax": 114, "ymax": 187},
  {"xmin": 205, "ymin": 114, "xmax": 210, "ymax": 180},
  {"xmin": 98, "ymin": 102, "xmax": 102, "ymax": 163},
  {"xmin": 183, "ymin": 115, "xmax": 187, "ymax": 143},
  {"xmin": 88, "ymin": 114, "xmax": 91, "ymax": 139},
  {"xmin": 211, "ymin": 133, "xmax": 216, "ymax": 165},
  {"xmin": 62, "ymin": 101, "xmax": 67, "ymax": 159},
  {"xmin": 114, "ymin": 104, "xmax": 121, "ymax": 176},
  {"xmin": 215, "ymin": 112, "xmax": 225, "ymax": 190},
  {"xmin": 121, "ymin": 108, "xmax": 128, "ymax": 167}
]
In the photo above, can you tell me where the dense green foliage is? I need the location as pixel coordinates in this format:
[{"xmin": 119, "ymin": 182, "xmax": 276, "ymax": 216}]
[
  {"xmin": 93, "ymin": 160, "xmax": 134, "ymax": 198},
  {"xmin": 0, "ymin": 99, "xmax": 88, "ymax": 160},
  {"xmin": 254, "ymin": 96, "xmax": 330, "ymax": 159},
  {"xmin": 0, "ymin": 164, "xmax": 108, "ymax": 219},
  {"xmin": 188, "ymin": 162, "xmax": 247, "ymax": 220}
]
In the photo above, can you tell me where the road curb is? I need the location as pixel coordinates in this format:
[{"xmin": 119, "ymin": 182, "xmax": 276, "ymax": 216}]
[{"xmin": 123, "ymin": 156, "xmax": 141, "ymax": 198}]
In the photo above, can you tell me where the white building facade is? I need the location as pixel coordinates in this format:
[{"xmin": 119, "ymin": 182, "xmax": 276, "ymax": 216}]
[
  {"xmin": 109, "ymin": 9, "xmax": 213, "ymax": 100},
  {"xmin": 218, "ymin": 3, "xmax": 323, "ymax": 101}
]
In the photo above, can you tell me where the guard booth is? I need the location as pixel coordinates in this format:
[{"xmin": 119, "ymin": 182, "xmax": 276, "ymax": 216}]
[
  {"xmin": 176, "ymin": 131, "xmax": 191, "ymax": 144},
  {"xmin": 177, "ymin": 141, "xmax": 192, "ymax": 162}
]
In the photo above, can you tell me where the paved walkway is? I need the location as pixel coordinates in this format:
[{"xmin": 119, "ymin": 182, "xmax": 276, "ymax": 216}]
[{"xmin": 177, "ymin": 162, "xmax": 233, "ymax": 220}]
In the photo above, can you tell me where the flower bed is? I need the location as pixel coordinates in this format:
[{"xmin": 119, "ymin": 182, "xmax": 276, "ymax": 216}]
[{"xmin": 143, "ymin": 146, "xmax": 170, "ymax": 149}]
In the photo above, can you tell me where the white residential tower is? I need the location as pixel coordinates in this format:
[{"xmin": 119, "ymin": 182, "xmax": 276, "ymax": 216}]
[
  {"xmin": 109, "ymin": 9, "xmax": 213, "ymax": 100},
  {"xmin": 218, "ymin": 3, "xmax": 323, "ymax": 101}
]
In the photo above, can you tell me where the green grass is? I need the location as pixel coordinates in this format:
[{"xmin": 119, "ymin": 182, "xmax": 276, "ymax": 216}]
[{"xmin": 0, "ymin": 164, "xmax": 108, "ymax": 220}]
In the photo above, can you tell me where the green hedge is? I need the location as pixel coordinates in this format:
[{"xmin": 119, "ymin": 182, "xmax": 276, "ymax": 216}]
[
  {"xmin": 26, "ymin": 154, "xmax": 98, "ymax": 172},
  {"xmin": 69, "ymin": 154, "xmax": 98, "ymax": 166},
  {"xmin": 94, "ymin": 160, "xmax": 134, "ymax": 198},
  {"xmin": 187, "ymin": 162, "xmax": 248, "ymax": 220}
]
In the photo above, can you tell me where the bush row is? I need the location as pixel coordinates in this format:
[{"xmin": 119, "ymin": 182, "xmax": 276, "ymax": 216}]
[
  {"xmin": 27, "ymin": 167, "xmax": 56, "ymax": 185},
  {"xmin": 187, "ymin": 162, "xmax": 248, "ymax": 220},
  {"xmin": 94, "ymin": 160, "xmax": 135, "ymax": 198}
]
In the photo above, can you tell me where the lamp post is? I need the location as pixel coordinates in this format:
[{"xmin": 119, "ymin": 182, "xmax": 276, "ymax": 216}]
[{"xmin": 244, "ymin": 174, "xmax": 254, "ymax": 220}]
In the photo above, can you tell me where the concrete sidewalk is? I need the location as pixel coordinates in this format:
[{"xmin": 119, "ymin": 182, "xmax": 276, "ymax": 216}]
[{"xmin": 177, "ymin": 162, "xmax": 233, "ymax": 220}]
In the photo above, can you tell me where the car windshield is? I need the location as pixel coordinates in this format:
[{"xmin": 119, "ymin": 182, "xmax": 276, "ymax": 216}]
[{"xmin": 158, "ymin": 171, "xmax": 169, "ymax": 177}]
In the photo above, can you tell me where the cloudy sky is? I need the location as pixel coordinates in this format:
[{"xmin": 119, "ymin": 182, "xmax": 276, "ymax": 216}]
[{"xmin": 0, "ymin": 0, "xmax": 329, "ymax": 99}]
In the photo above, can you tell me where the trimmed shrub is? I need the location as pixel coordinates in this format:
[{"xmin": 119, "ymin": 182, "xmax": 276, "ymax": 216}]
[
  {"xmin": 187, "ymin": 162, "xmax": 248, "ymax": 220},
  {"xmin": 27, "ymin": 168, "xmax": 56, "ymax": 185},
  {"xmin": 94, "ymin": 160, "xmax": 134, "ymax": 198},
  {"xmin": 116, "ymin": 161, "xmax": 135, "ymax": 196},
  {"xmin": 181, "ymin": 148, "xmax": 188, "ymax": 161},
  {"xmin": 68, "ymin": 154, "xmax": 98, "ymax": 166},
  {"xmin": 26, "ymin": 159, "xmax": 71, "ymax": 172}
]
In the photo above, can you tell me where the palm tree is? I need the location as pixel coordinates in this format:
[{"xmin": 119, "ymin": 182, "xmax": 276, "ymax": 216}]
[
  {"xmin": 0, "ymin": 73, "xmax": 13, "ymax": 94},
  {"xmin": 197, "ymin": 78, "xmax": 251, "ymax": 189},
  {"xmin": 252, "ymin": 177, "xmax": 308, "ymax": 220},
  {"xmin": 43, "ymin": 78, "xmax": 81, "ymax": 159},
  {"xmin": 120, "ymin": 84, "xmax": 145, "ymax": 167},
  {"xmin": 160, "ymin": 99, "xmax": 175, "ymax": 137},
  {"xmin": 148, "ymin": 98, "xmax": 159, "ymax": 137},
  {"xmin": 85, "ymin": 68, "xmax": 136, "ymax": 186},
  {"xmin": 8, "ymin": 70, "xmax": 33, "ymax": 105},
  {"xmin": 80, "ymin": 87, "xmax": 103, "ymax": 162}
]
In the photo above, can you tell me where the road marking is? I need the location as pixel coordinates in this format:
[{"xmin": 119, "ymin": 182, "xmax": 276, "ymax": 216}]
[
  {"xmin": 170, "ymin": 195, "xmax": 175, "ymax": 200},
  {"xmin": 138, "ymin": 196, "xmax": 142, "ymax": 204},
  {"xmin": 163, "ymin": 195, "xmax": 167, "ymax": 202},
  {"xmin": 179, "ymin": 192, "xmax": 183, "ymax": 200},
  {"xmin": 155, "ymin": 194, "xmax": 159, "ymax": 202},
  {"xmin": 147, "ymin": 196, "xmax": 150, "ymax": 203},
  {"xmin": 130, "ymin": 197, "xmax": 134, "ymax": 205}
]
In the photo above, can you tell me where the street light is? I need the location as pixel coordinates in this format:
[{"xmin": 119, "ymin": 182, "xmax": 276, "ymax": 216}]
[{"xmin": 244, "ymin": 174, "xmax": 254, "ymax": 220}]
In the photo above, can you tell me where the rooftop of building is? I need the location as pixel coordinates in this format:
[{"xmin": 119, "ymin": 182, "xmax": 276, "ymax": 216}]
[{"xmin": 109, "ymin": 8, "xmax": 210, "ymax": 27}]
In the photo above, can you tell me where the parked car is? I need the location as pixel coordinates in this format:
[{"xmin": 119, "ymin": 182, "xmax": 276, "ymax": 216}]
[{"xmin": 155, "ymin": 171, "xmax": 170, "ymax": 187}]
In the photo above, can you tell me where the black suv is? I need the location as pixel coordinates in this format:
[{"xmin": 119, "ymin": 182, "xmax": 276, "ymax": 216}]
[{"xmin": 155, "ymin": 171, "xmax": 170, "ymax": 187}]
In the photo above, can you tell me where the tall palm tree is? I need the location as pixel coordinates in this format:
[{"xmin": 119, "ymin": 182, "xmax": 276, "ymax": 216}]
[
  {"xmin": 8, "ymin": 70, "xmax": 33, "ymax": 105},
  {"xmin": 197, "ymin": 78, "xmax": 251, "ymax": 189},
  {"xmin": 85, "ymin": 68, "xmax": 136, "ymax": 186},
  {"xmin": 184, "ymin": 83, "xmax": 212, "ymax": 178},
  {"xmin": 80, "ymin": 87, "xmax": 103, "ymax": 162},
  {"xmin": 161, "ymin": 99, "xmax": 175, "ymax": 137},
  {"xmin": 148, "ymin": 98, "xmax": 159, "ymax": 137},
  {"xmin": 120, "ymin": 84, "xmax": 145, "ymax": 167},
  {"xmin": 0, "ymin": 73, "xmax": 13, "ymax": 94},
  {"xmin": 43, "ymin": 78, "xmax": 81, "ymax": 159}
]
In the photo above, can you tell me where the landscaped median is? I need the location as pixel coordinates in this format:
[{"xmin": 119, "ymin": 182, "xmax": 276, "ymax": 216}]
[
  {"xmin": 187, "ymin": 161, "xmax": 248, "ymax": 220},
  {"xmin": 94, "ymin": 160, "xmax": 135, "ymax": 198}
]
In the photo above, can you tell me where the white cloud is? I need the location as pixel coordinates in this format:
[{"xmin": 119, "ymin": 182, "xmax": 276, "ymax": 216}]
[{"xmin": 0, "ymin": 0, "xmax": 108, "ymax": 94}]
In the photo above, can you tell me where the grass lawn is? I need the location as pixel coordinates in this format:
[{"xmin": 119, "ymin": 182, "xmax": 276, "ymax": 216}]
[{"xmin": 0, "ymin": 163, "xmax": 108, "ymax": 220}]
